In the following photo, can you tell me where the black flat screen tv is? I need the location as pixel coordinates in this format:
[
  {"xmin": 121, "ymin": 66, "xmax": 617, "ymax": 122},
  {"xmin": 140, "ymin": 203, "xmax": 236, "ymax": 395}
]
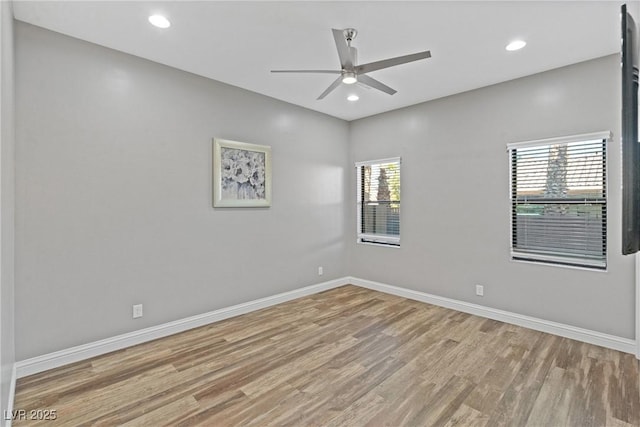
[{"xmin": 622, "ymin": 4, "xmax": 639, "ymax": 255}]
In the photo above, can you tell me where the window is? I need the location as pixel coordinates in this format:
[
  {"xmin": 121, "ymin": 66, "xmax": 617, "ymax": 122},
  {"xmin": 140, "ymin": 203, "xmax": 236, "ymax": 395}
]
[
  {"xmin": 356, "ymin": 158, "xmax": 401, "ymax": 246},
  {"xmin": 508, "ymin": 132, "xmax": 609, "ymax": 269}
]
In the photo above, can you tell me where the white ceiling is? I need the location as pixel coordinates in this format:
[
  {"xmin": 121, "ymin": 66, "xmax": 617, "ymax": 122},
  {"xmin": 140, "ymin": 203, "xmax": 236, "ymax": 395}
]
[{"xmin": 13, "ymin": 1, "xmax": 630, "ymax": 121}]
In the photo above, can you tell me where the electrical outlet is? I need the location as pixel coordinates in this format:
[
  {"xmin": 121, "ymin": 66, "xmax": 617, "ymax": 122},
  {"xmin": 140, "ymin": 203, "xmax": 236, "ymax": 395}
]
[
  {"xmin": 318, "ymin": 266, "xmax": 324, "ymax": 276},
  {"xmin": 475, "ymin": 285, "xmax": 484, "ymax": 297},
  {"xmin": 133, "ymin": 304, "xmax": 143, "ymax": 318}
]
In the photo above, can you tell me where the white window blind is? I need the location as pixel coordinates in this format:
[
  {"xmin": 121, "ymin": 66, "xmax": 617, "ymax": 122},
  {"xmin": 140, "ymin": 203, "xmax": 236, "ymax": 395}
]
[
  {"xmin": 508, "ymin": 132, "xmax": 609, "ymax": 269},
  {"xmin": 356, "ymin": 158, "xmax": 401, "ymax": 246}
]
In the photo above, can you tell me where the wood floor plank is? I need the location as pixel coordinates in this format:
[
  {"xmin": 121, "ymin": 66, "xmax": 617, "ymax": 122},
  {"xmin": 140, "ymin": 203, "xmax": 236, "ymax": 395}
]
[
  {"xmin": 485, "ymin": 333, "xmax": 559, "ymax": 426},
  {"xmin": 119, "ymin": 396, "xmax": 200, "ymax": 427},
  {"xmin": 443, "ymin": 403, "xmax": 489, "ymax": 427},
  {"xmin": 365, "ymin": 381, "xmax": 438, "ymax": 427},
  {"xmin": 13, "ymin": 285, "xmax": 640, "ymax": 426}
]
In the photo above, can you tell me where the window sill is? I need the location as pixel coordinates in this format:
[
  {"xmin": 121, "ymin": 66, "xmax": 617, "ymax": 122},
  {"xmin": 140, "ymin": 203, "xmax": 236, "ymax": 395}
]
[
  {"xmin": 357, "ymin": 240, "xmax": 401, "ymax": 249},
  {"xmin": 510, "ymin": 257, "xmax": 607, "ymax": 273}
]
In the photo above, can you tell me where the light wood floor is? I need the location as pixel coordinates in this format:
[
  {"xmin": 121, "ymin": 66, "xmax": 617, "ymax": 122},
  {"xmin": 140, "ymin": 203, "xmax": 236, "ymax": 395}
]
[{"xmin": 14, "ymin": 285, "xmax": 640, "ymax": 426}]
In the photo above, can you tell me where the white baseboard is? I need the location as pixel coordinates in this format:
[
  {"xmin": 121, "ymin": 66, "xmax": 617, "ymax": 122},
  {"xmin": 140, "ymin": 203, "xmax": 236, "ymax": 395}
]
[
  {"xmin": 15, "ymin": 275, "xmax": 636, "ymax": 379},
  {"xmin": 349, "ymin": 276, "xmax": 637, "ymax": 355},
  {"xmin": 15, "ymin": 277, "xmax": 349, "ymax": 378},
  {"xmin": 4, "ymin": 365, "xmax": 16, "ymax": 427}
]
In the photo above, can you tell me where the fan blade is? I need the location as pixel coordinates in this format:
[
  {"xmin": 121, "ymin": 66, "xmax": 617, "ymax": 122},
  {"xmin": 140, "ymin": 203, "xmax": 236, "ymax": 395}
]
[
  {"xmin": 357, "ymin": 74, "xmax": 397, "ymax": 95},
  {"xmin": 356, "ymin": 50, "xmax": 431, "ymax": 74},
  {"xmin": 317, "ymin": 76, "xmax": 343, "ymax": 100},
  {"xmin": 271, "ymin": 70, "xmax": 341, "ymax": 74},
  {"xmin": 332, "ymin": 29, "xmax": 353, "ymax": 69}
]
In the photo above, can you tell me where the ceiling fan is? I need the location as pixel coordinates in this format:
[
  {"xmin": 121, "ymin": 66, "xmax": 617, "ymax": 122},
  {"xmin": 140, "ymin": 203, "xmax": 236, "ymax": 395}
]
[{"xmin": 271, "ymin": 28, "xmax": 432, "ymax": 100}]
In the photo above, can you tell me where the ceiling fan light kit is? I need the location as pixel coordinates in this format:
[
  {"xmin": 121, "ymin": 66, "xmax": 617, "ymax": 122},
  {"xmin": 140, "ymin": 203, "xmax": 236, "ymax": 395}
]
[
  {"xmin": 271, "ymin": 28, "xmax": 431, "ymax": 100},
  {"xmin": 342, "ymin": 71, "xmax": 357, "ymax": 84}
]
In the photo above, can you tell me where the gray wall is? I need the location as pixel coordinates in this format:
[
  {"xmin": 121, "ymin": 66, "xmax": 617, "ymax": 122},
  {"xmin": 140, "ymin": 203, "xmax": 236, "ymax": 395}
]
[
  {"xmin": 348, "ymin": 54, "xmax": 635, "ymax": 339},
  {"xmin": 0, "ymin": 0, "xmax": 15, "ymax": 417},
  {"xmin": 631, "ymin": 2, "xmax": 640, "ymax": 24},
  {"xmin": 15, "ymin": 23, "xmax": 349, "ymax": 360}
]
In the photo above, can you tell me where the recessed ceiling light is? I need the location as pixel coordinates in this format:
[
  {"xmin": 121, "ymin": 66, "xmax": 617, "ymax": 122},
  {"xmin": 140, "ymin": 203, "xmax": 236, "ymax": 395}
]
[
  {"xmin": 347, "ymin": 94, "xmax": 359, "ymax": 102},
  {"xmin": 148, "ymin": 14, "xmax": 171, "ymax": 29},
  {"xmin": 506, "ymin": 40, "xmax": 526, "ymax": 51}
]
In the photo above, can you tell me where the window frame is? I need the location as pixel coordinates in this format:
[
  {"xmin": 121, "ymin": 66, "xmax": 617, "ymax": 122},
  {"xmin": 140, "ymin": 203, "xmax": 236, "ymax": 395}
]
[
  {"xmin": 507, "ymin": 131, "xmax": 610, "ymax": 270},
  {"xmin": 356, "ymin": 157, "xmax": 401, "ymax": 247}
]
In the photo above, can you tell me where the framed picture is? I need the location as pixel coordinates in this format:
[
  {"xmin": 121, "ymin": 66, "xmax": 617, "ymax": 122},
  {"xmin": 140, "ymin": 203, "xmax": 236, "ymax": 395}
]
[{"xmin": 213, "ymin": 138, "xmax": 272, "ymax": 207}]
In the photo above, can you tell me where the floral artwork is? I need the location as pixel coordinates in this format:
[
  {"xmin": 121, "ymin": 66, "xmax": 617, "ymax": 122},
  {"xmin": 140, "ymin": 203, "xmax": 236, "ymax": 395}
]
[
  {"xmin": 213, "ymin": 139, "xmax": 271, "ymax": 207},
  {"xmin": 221, "ymin": 148, "xmax": 266, "ymax": 200}
]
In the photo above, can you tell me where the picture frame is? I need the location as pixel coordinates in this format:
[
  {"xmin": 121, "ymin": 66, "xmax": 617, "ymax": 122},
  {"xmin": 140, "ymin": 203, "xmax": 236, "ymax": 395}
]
[{"xmin": 213, "ymin": 138, "xmax": 272, "ymax": 207}]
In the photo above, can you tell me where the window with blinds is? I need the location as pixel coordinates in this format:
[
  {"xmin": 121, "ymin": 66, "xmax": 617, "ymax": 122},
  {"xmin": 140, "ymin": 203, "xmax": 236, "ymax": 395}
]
[
  {"xmin": 356, "ymin": 158, "xmax": 401, "ymax": 246},
  {"xmin": 508, "ymin": 132, "xmax": 609, "ymax": 269}
]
